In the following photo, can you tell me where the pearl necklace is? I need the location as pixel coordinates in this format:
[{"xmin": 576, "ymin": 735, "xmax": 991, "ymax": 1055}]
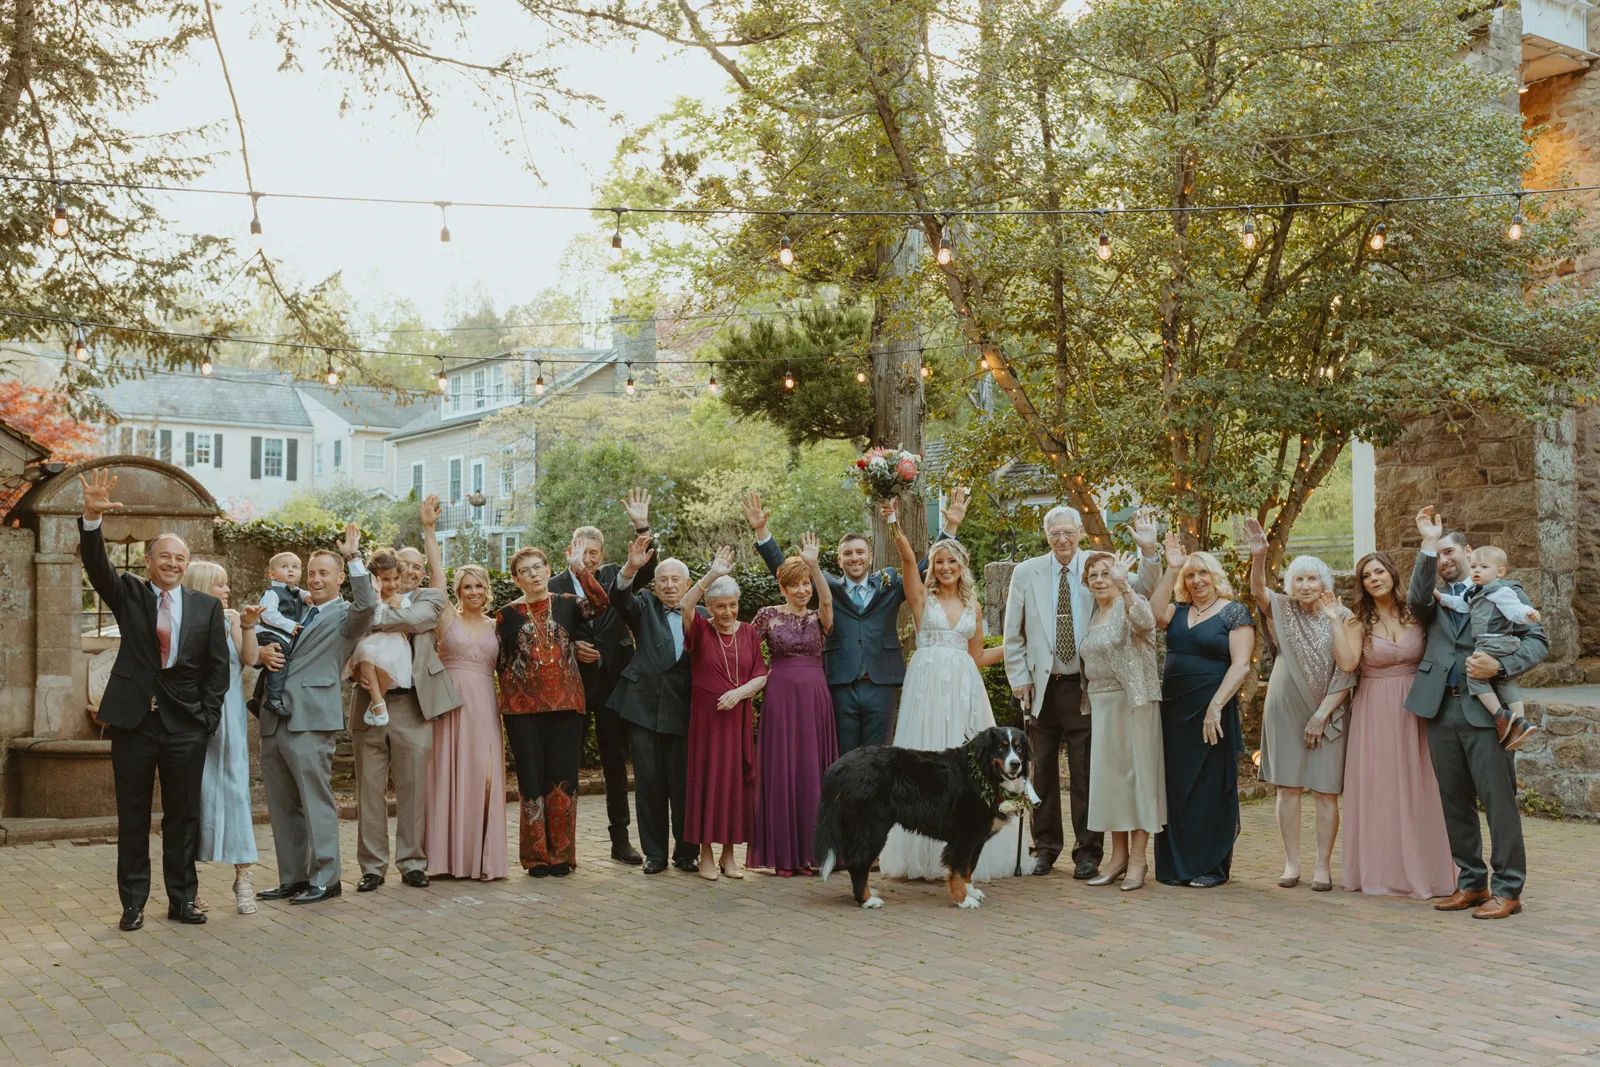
[{"xmin": 715, "ymin": 626, "xmax": 741, "ymax": 683}]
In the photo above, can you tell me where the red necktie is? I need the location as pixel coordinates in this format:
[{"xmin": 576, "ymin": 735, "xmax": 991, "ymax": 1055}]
[{"xmin": 156, "ymin": 590, "xmax": 173, "ymax": 668}]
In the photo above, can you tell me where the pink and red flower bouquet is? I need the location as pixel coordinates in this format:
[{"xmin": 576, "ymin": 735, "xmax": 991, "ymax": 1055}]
[{"xmin": 850, "ymin": 447, "xmax": 922, "ymax": 500}]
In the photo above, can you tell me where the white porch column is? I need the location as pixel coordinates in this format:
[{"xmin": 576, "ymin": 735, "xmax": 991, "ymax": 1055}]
[{"xmin": 1351, "ymin": 439, "xmax": 1376, "ymax": 560}]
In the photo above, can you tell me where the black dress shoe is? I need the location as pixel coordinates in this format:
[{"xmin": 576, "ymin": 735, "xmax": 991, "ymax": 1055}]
[
  {"xmin": 1031, "ymin": 856, "xmax": 1056, "ymax": 876},
  {"xmin": 257, "ymin": 881, "xmax": 310, "ymax": 901},
  {"xmin": 611, "ymin": 840, "xmax": 644, "ymax": 865},
  {"xmin": 526, "ymin": 864, "xmax": 550, "ymax": 878},
  {"xmin": 1073, "ymin": 858, "xmax": 1100, "ymax": 880},
  {"xmin": 548, "ymin": 863, "xmax": 570, "ymax": 878},
  {"xmin": 642, "ymin": 857, "xmax": 667, "ymax": 875},
  {"xmin": 357, "ymin": 874, "xmax": 384, "ymax": 892},
  {"xmin": 167, "ymin": 902, "xmax": 207, "ymax": 925},
  {"xmin": 672, "ymin": 857, "xmax": 699, "ymax": 873},
  {"xmin": 289, "ymin": 883, "xmax": 342, "ymax": 905},
  {"xmin": 118, "ymin": 907, "xmax": 144, "ymax": 931},
  {"xmin": 402, "ymin": 870, "xmax": 429, "ymax": 888}
]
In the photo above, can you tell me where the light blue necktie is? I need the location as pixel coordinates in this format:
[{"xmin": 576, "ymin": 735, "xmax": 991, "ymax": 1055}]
[{"xmin": 852, "ymin": 582, "xmax": 869, "ymax": 611}]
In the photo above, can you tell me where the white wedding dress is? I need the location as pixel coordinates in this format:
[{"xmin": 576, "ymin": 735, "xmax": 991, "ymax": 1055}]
[{"xmin": 879, "ymin": 598, "xmax": 1031, "ymax": 882}]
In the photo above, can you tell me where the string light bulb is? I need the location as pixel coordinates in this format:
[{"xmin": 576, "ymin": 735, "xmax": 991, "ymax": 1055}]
[
  {"xmin": 857, "ymin": 367, "xmax": 868, "ymax": 384},
  {"xmin": 534, "ymin": 360, "xmax": 546, "ymax": 396},
  {"xmin": 1368, "ymin": 221, "xmax": 1387, "ymax": 252},
  {"xmin": 201, "ymin": 341, "xmax": 214, "ymax": 377},
  {"xmin": 436, "ymin": 201, "xmax": 451, "ymax": 243},
  {"xmin": 1241, "ymin": 209, "xmax": 1257, "ymax": 251},
  {"xmin": 624, "ymin": 361, "xmax": 636, "ymax": 395},
  {"xmin": 937, "ymin": 234, "xmax": 952, "ymax": 266},
  {"xmin": 72, "ymin": 325, "xmax": 90, "ymax": 363},
  {"xmin": 436, "ymin": 360, "xmax": 449, "ymax": 392},
  {"xmin": 1096, "ymin": 215, "xmax": 1112, "ymax": 262},
  {"xmin": 248, "ymin": 192, "xmax": 263, "ymax": 250},
  {"xmin": 1508, "ymin": 195, "xmax": 1525, "ymax": 241},
  {"xmin": 778, "ymin": 233, "xmax": 794, "ymax": 267},
  {"xmin": 707, "ymin": 362, "xmax": 719, "ymax": 396},
  {"xmin": 50, "ymin": 182, "xmax": 70, "ymax": 238},
  {"xmin": 325, "ymin": 362, "xmax": 340, "ymax": 387},
  {"xmin": 920, "ymin": 362, "xmax": 932, "ymax": 379},
  {"xmin": 610, "ymin": 208, "xmax": 625, "ymax": 261},
  {"xmin": 783, "ymin": 364, "xmax": 795, "ymax": 390}
]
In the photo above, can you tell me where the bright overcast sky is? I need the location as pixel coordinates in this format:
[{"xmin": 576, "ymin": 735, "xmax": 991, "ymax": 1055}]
[{"xmin": 141, "ymin": 5, "xmax": 728, "ymax": 335}]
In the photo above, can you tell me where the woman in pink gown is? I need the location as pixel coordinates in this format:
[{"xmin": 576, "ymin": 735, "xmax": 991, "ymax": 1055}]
[
  {"xmin": 425, "ymin": 563, "xmax": 509, "ymax": 880},
  {"xmin": 1334, "ymin": 552, "xmax": 1455, "ymax": 899}
]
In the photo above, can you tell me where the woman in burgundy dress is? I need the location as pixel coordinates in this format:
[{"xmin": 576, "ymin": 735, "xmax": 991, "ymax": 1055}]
[
  {"xmin": 677, "ymin": 547, "xmax": 769, "ymax": 880},
  {"xmin": 750, "ymin": 533, "xmax": 838, "ymax": 876},
  {"xmin": 1333, "ymin": 552, "xmax": 1455, "ymax": 899},
  {"xmin": 495, "ymin": 543, "xmax": 608, "ymax": 877}
]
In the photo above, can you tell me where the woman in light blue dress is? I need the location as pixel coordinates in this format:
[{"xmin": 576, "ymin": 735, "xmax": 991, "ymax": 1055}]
[{"xmin": 180, "ymin": 562, "xmax": 261, "ymax": 914}]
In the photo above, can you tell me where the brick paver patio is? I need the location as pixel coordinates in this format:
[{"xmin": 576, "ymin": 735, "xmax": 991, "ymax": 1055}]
[{"xmin": 1, "ymin": 797, "xmax": 1596, "ymax": 1066}]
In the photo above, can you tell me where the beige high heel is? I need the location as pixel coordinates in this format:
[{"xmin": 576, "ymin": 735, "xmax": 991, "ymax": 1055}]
[
  {"xmin": 1120, "ymin": 867, "xmax": 1147, "ymax": 892},
  {"xmin": 1086, "ymin": 863, "xmax": 1127, "ymax": 887},
  {"xmin": 719, "ymin": 855, "xmax": 744, "ymax": 879},
  {"xmin": 697, "ymin": 857, "xmax": 720, "ymax": 881}
]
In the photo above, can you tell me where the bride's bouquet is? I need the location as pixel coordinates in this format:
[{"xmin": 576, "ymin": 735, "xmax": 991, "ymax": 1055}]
[{"xmin": 850, "ymin": 447, "xmax": 922, "ymax": 501}]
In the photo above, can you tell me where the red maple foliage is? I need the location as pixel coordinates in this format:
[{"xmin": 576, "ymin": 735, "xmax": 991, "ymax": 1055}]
[{"xmin": 1, "ymin": 380, "xmax": 100, "ymax": 518}]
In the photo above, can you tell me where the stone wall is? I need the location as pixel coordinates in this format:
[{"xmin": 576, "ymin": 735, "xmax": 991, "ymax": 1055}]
[
  {"xmin": 1374, "ymin": 410, "xmax": 1582, "ymax": 684},
  {"xmin": 1521, "ymin": 697, "xmax": 1600, "ymax": 820},
  {"xmin": 1575, "ymin": 406, "xmax": 1600, "ymax": 657},
  {"xmin": 0, "ymin": 526, "xmax": 37, "ymax": 814},
  {"xmin": 1523, "ymin": 69, "xmax": 1600, "ymax": 287}
]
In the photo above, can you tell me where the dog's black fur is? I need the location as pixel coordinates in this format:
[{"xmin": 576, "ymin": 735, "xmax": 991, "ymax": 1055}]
[{"xmin": 814, "ymin": 726, "xmax": 1029, "ymax": 908}]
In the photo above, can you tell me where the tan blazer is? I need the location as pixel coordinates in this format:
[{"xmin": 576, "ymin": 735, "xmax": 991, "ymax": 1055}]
[
  {"xmin": 348, "ymin": 588, "xmax": 462, "ymax": 727},
  {"xmin": 1002, "ymin": 550, "xmax": 1159, "ymax": 710}
]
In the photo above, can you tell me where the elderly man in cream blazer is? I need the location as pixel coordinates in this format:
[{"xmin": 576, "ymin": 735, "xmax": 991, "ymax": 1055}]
[
  {"xmin": 349, "ymin": 496, "xmax": 463, "ymax": 892},
  {"xmin": 1003, "ymin": 505, "xmax": 1162, "ymax": 878}
]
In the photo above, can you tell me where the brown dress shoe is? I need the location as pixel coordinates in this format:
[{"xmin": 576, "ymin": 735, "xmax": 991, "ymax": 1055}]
[
  {"xmin": 1471, "ymin": 895, "xmax": 1522, "ymax": 920},
  {"xmin": 1434, "ymin": 888, "xmax": 1492, "ymax": 911}
]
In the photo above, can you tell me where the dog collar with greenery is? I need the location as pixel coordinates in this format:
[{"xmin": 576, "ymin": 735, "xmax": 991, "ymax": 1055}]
[{"xmin": 967, "ymin": 742, "xmax": 1036, "ymax": 814}]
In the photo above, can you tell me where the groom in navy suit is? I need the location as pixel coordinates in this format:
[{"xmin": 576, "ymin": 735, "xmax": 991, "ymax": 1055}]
[{"xmin": 742, "ymin": 490, "xmax": 968, "ymax": 756}]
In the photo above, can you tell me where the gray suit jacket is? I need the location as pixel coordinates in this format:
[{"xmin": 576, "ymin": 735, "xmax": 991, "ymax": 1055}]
[
  {"xmin": 348, "ymin": 587, "xmax": 462, "ymax": 725},
  {"xmin": 1404, "ymin": 551, "xmax": 1549, "ymax": 728},
  {"xmin": 1003, "ymin": 550, "xmax": 1159, "ymax": 709},
  {"xmin": 262, "ymin": 569, "xmax": 379, "ymax": 735}
]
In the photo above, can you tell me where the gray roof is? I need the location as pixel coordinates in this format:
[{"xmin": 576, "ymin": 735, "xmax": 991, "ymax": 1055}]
[
  {"xmin": 300, "ymin": 383, "xmax": 416, "ymax": 430},
  {"xmin": 96, "ymin": 367, "xmax": 314, "ymax": 429}
]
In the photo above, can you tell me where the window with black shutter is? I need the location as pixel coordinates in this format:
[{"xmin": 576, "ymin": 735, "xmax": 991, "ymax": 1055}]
[
  {"xmin": 286, "ymin": 439, "xmax": 298, "ymax": 481},
  {"xmin": 250, "ymin": 436, "xmax": 262, "ymax": 479},
  {"xmin": 159, "ymin": 429, "xmax": 172, "ymax": 463},
  {"xmin": 185, "ymin": 432, "xmax": 195, "ymax": 467}
]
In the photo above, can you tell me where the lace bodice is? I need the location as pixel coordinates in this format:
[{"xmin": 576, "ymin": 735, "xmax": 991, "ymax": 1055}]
[
  {"xmin": 916, "ymin": 597, "xmax": 975, "ymax": 652},
  {"xmin": 753, "ymin": 606, "xmax": 825, "ymax": 659}
]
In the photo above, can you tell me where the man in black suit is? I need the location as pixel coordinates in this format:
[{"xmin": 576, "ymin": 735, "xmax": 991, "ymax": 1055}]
[
  {"xmin": 77, "ymin": 469, "xmax": 230, "ymax": 931},
  {"xmin": 549, "ymin": 489, "xmax": 655, "ymax": 865},
  {"xmin": 607, "ymin": 535, "xmax": 701, "ymax": 874}
]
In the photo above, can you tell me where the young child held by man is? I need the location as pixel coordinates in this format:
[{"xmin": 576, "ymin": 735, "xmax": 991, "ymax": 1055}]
[
  {"xmin": 250, "ymin": 551, "xmax": 310, "ymax": 718},
  {"xmin": 347, "ymin": 548, "xmax": 410, "ymax": 727},
  {"xmin": 1434, "ymin": 545, "xmax": 1542, "ymax": 751}
]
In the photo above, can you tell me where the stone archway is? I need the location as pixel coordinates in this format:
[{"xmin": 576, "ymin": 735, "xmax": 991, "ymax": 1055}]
[{"xmin": 5, "ymin": 457, "xmax": 219, "ymax": 817}]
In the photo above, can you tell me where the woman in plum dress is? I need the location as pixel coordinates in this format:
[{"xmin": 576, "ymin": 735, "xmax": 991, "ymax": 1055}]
[
  {"xmin": 425, "ymin": 560, "xmax": 508, "ymax": 881},
  {"xmin": 1333, "ymin": 552, "xmax": 1455, "ymax": 899},
  {"xmin": 677, "ymin": 547, "xmax": 769, "ymax": 880},
  {"xmin": 749, "ymin": 533, "xmax": 838, "ymax": 877}
]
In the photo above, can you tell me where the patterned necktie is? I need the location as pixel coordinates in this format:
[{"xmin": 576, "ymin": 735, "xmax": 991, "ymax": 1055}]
[
  {"xmin": 156, "ymin": 590, "xmax": 173, "ymax": 668},
  {"xmin": 1054, "ymin": 563, "xmax": 1076, "ymax": 665}
]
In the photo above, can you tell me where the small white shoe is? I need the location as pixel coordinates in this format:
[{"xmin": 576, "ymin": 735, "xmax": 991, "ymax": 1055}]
[{"xmin": 367, "ymin": 701, "xmax": 389, "ymax": 727}]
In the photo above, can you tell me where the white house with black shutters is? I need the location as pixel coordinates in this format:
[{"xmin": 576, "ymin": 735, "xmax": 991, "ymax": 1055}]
[{"xmin": 93, "ymin": 367, "xmax": 414, "ymax": 518}]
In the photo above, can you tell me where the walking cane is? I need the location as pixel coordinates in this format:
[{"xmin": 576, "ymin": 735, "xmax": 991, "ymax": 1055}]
[{"xmin": 1014, "ymin": 696, "xmax": 1029, "ymax": 877}]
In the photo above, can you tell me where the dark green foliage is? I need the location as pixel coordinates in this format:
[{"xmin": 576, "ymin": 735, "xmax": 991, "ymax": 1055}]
[
  {"xmin": 527, "ymin": 439, "xmax": 678, "ymax": 558},
  {"xmin": 714, "ymin": 306, "xmax": 876, "ymax": 446}
]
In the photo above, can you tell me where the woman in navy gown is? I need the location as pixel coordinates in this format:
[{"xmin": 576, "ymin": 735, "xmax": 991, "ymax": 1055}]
[{"xmin": 1148, "ymin": 533, "xmax": 1256, "ymax": 887}]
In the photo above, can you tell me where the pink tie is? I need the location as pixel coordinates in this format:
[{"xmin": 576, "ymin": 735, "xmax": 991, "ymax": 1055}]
[{"xmin": 156, "ymin": 590, "xmax": 173, "ymax": 668}]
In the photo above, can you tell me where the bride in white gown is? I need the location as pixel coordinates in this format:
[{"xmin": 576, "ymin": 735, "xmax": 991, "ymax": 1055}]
[{"xmin": 878, "ymin": 502, "xmax": 1031, "ymax": 882}]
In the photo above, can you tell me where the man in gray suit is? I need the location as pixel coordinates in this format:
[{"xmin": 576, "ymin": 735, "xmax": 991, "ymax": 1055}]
[
  {"xmin": 1406, "ymin": 506, "xmax": 1547, "ymax": 920},
  {"xmin": 255, "ymin": 523, "xmax": 376, "ymax": 905},
  {"xmin": 348, "ymin": 495, "xmax": 462, "ymax": 893}
]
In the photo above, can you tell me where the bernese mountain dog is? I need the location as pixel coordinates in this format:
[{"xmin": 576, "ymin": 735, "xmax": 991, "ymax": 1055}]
[{"xmin": 814, "ymin": 726, "xmax": 1037, "ymax": 909}]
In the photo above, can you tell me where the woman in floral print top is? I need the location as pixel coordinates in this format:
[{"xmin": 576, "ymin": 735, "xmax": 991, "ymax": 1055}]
[{"xmin": 495, "ymin": 543, "xmax": 608, "ymax": 877}]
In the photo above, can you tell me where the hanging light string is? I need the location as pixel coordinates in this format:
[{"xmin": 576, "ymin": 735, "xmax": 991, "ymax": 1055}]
[{"xmin": 9, "ymin": 169, "xmax": 1594, "ymax": 223}]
